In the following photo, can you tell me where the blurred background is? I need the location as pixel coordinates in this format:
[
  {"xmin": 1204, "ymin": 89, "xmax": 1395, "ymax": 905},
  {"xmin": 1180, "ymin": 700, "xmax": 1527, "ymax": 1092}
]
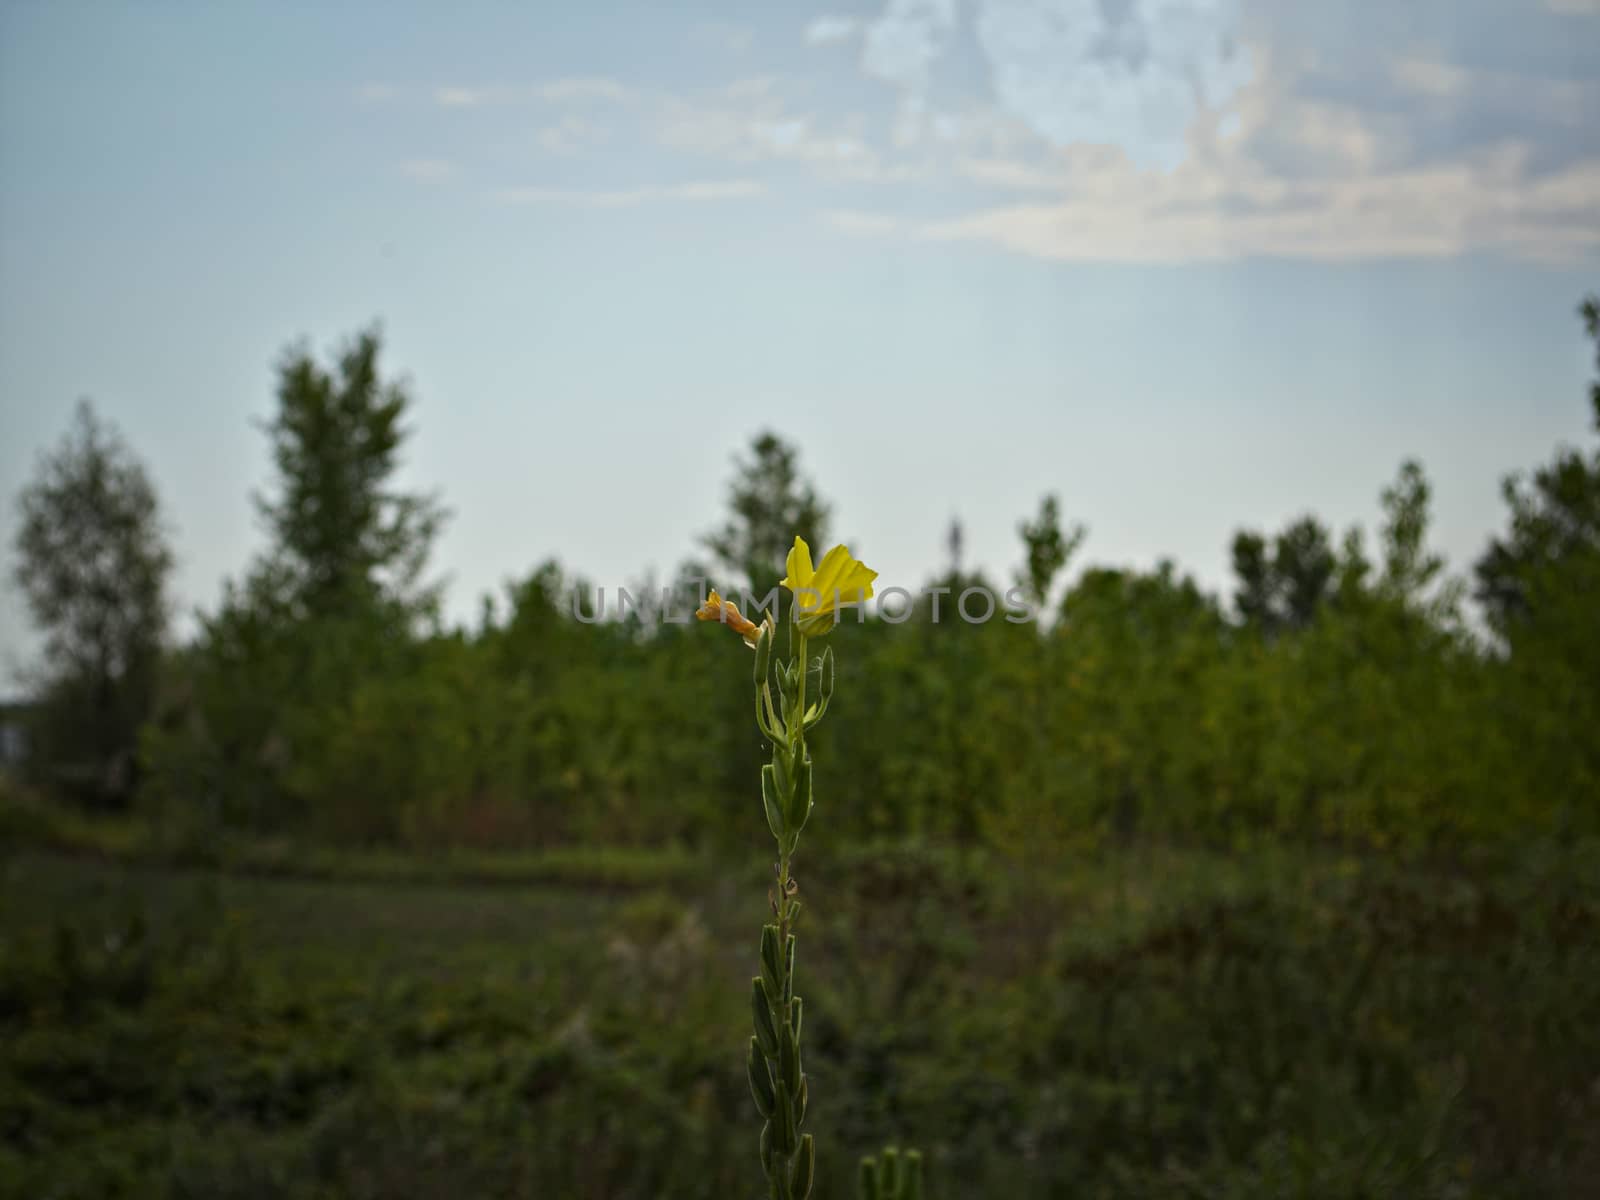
[{"xmin": 2, "ymin": 2, "xmax": 1598, "ymax": 1197}]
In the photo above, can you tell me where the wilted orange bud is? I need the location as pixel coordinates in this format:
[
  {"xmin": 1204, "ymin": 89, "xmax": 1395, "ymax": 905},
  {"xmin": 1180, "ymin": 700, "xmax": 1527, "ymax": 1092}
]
[{"xmin": 695, "ymin": 589, "xmax": 766, "ymax": 648}]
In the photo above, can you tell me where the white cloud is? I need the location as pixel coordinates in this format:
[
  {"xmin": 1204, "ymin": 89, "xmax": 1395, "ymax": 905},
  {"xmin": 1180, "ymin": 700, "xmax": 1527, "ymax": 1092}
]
[
  {"xmin": 399, "ymin": 159, "xmax": 456, "ymax": 182},
  {"xmin": 861, "ymin": 0, "xmax": 957, "ymax": 89},
  {"xmin": 426, "ymin": 79, "xmax": 632, "ymax": 108},
  {"xmin": 538, "ymin": 77, "xmax": 632, "ymax": 103},
  {"xmin": 830, "ymin": 143, "xmax": 1600, "ymax": 263},
  {"xmin": 822, "ymin": 210, "xmax": 906, "ymax": 236},
  {"xmin": 804, "ymin": 15, "xmax": 862, "ymax": 45},
  {"xmin": 491, "ymin": 179, "xmax": 765, "ymax": 207},
  {"xmin": 433, "ymin": 85, "xmax": 492, "ymax": 108},
  {"xmin": 356, "ymin": 83, "xmax": 399, "ymax": 105},
  {"xmin": 654, "ymin": 83, "xmax": 901, "ymax": 180},
  {"xmin": 974, "ymin": 0, "xmax": 1251, "ymax": 171},
  {"xmin": 537, "ymin": 115, "xmax": 605, "ymax": 154}
]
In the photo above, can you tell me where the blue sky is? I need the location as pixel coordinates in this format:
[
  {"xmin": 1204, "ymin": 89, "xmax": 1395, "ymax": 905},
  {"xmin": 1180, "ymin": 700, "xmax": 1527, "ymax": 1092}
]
[{"xmin": 2, "ymin": 0, "xmax": 1598, "ymax": 681}]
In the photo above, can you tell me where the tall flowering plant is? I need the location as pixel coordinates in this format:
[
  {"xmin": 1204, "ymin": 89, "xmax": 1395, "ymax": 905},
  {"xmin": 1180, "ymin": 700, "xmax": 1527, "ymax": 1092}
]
[{"xmin": 697, "ymin": 536, "xmax": 889, "ymax": 1200}]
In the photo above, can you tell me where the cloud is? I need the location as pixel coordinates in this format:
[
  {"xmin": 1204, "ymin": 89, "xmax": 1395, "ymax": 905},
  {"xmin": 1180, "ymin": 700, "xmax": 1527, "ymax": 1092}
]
[
  {"xmin": 356, "ymin": 83, "xmax": 399, "ymax": 105},
  {"xmin": 538, "ymin": 77, "xmax": 632, "ymax": 103},
  {"xmin": 490, "ymin": 179, "xmax": 765, "ymax": 207},
  {"xmin": 974, "ymin": 0, "xmax": 1252, "ymax": 171},
  {"xmin": 399, "ymin": 159, "xmax": 456, "ymax": 182},
  {"xmin": 861, "ymin": 0, "xmax": 958, "ymax": 89},
  {"xmin": 805, "ymin": 15, "xmax": 863, "ymax": 45},
  {"xmin": 433, "ymin": 85, "xmax": 492, "ymax": 108},
  {"xmin": 822, "ymin": 210, "xmax": 906, "ymax": 236},
  {"xmin": 793, "ymin": 0, "xmax": 1599, "ymax": 263},
  {"xmin": 537, "ymin": 115, "xmax": 606, "ymax": 155},
  {"xmin": 654, "ymin": 81, "xmax": 902, "ymax": 180},
  {"xmin": 830, "ymin": 141, "xmax": 1600, "ymax": 262},
  {"xmin": 426, "ymin": 79, "xmax": 632, "ymax": 108}
]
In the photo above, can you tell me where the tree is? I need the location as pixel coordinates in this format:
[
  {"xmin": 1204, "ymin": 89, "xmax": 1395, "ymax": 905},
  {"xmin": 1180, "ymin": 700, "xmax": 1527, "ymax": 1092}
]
[
  {"xmin": 1016, "ymin": 493, "xmax": 1086, "ymax": 611},
  {"xmin": 701, "ymin": 432, "xmax": 829, "ymax": 609},
  {"xmin": 257, "ymin": 327, "xmax": 447, "ymax": 622},
  {"xmin": 1475, "ymin": 295, "xmax": 1600, "ymax": 638},
  {"xmin": 12, "ymin": 400, "xmax": 173, "ymax": 805},
  {"xmin": 1231, "ymin": 515, "xmax": 1335, "ymax": 634},
  {"xmin": 1472, "ymin": 296, "xmax": 1600, "ymax": 824},
  {"xmin": 141, "ymin": 327, "xmax": 447, "ymax": 835}
]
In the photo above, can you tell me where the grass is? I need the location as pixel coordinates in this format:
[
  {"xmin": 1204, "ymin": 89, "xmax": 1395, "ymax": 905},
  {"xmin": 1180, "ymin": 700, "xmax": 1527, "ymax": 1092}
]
[{"xmin": 3, "ymin": 822, "xmax": 1599, "ymax": 1199}]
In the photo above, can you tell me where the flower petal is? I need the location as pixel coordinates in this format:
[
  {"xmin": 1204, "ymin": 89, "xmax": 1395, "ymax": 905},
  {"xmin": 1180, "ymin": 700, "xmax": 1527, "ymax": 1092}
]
[
  {"xmin": 781, "ymin": 536, "xmax": 814, "ymax": 591},
  {"xmin": 809, "ymin": 544, "xmax": 854, "ymax": 603}
]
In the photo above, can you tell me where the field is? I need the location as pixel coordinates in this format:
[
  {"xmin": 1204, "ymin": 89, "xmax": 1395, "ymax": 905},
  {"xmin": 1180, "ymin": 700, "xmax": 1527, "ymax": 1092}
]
[{"xmin": 4, "ymin": 833, "xmax": 1598, "ymax": 1199}]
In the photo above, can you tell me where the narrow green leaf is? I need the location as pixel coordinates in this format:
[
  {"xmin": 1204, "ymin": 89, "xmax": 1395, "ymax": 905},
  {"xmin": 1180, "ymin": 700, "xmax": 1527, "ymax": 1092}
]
[
  {"xmin": 772, "ymin": 745, "xmax": 793, "ymax": 800},
  {"xmin": 787, "ymin": 756, "xmax": 812, "ymax": 832},
  {"xmin": 761, "ymin": 766, "xmax": 786, "ymax": 842},
  {"xmin": 789, "ymin": 995, "xmax": 803, "ymax": 1041},
  {"xmin": 792, "ymin": 1134, "xmax": 815, "ymax": 1200},
  {"xmin": 751, "ymin": 977, "xmax": 779, "ymax": 1056},
  {"xmin": 747, "ymin": 1037, "xmax": 776, "ymax": 1117},
  {"xmin": 858, "ymin": 1158, "xmax": 879, "ymax": 1200},
  {"xmin": 779, "ymin": 1017, "xmax": 802, "ymax": 1095},
  {"xmin": 761, "ymin": 684, "xmax": 786, "ymax": 743},
  {"xmin": 773, "ymin": 1082, "xmax": 798, "ymax": 1155},
  {"xmin": 783, "ymin": 935, "xmax": 797, "ymax": 1006},
  {"xmin": 880, "ymin": 1148, "xmax": 899, "ymax": 1196},
  {"xmin": 901, "ymin": 1150, "xmax": 923, "ymax": 1200},
  {"xmin": 760, "ymin": 925, "xmax": 784, "ymax": 996},
  {"xmin": 753, "ymin": 623, "xmax": 772, "ymax": 684}
]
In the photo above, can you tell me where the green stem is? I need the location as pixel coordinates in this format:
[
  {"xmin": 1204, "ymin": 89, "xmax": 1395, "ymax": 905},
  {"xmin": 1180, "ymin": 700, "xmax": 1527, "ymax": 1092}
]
[
  {"xmin": 768, "ymin": 631, "xmax": 808, "ymax": 1200},
  {"xmin": 776, "ymin": 630, "xmax": 808, "ymax": 981}
]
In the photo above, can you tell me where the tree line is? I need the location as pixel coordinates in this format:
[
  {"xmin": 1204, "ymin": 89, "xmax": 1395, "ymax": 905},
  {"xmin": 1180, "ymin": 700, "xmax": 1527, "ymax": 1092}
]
[{"xmin": 10, "ymin": 300, "xmax": 1600, "ymax": 853}]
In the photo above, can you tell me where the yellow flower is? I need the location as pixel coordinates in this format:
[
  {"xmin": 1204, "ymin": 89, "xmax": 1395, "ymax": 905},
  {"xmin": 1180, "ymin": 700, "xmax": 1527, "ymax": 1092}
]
[
  {"xmin": 780, "ymin": 536, "xmax": 878, "ymax": 636},
  {"xmin": 695, "ymin": 589, "xmax": 771, "ymax": 649}
]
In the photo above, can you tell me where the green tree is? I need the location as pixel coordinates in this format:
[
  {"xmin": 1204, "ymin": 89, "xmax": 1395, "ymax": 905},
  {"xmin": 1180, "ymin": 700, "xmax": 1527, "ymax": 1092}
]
[
  {"xmin": 702, "ymin": 432, "xmax": 830, "ymax": 609},
  {"xmin": 1231, "ymin": 516, "xmax": 1335, "ymax": 633},
  {"xmin": 257, "ymin": 327, "xmax": 447, "ymax": 621},
  {"xmin": 1016, "ymin": 493, "xmax": 1085, "ymax": 611},
  {"xmin": 1475, "ymin": 295, "xmax": 1600, "ymax": 637},
  {"xmin": 12, "ymin": 400, "xmax": 173, "ymax": 806},
  {"xmin": 1473, "ymin": 295, "xmax": 1600, "ymax": 825},
  {"xmin": 142, "ymin": 328, "xmax": 448, "ymax": 836}
]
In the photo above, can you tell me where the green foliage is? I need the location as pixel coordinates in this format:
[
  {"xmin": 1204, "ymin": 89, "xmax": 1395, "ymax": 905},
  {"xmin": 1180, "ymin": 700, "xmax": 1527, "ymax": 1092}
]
[
  {"xmin": 112, "ymin": 303, "xmax": 1600, "ymax": 854},
  {"xmin": 257, "ymin": 327, "xmax": 448, "ymax": 620},
  {"xmin": 10, "ymin": 400, "xmax": 173, "ymax": 808},
  {"xmin": 1015, "ymin": 493, "xmax": 1085, "ymax": 610},
  {"xmin": 859, "ymin": 1146, "xmax": 924, "ymax": 1200},
  {"xmin": 702, "ymin": 431, "xmax": 830, "ymax": 606},
  {"xmin": 5, "ymin": 842, "xmax": 1596, "ymax": 1198},
  {"xmin": 1472, "ymin": 295, "xmax": 1600, "ymax": 819},
  {"xmin": 1231, "ymin": 515, "xmax": 1336, "ymax": 635}
]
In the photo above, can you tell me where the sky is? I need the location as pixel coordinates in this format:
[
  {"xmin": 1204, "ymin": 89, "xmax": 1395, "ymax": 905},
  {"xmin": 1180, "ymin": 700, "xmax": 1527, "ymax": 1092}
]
[{"xmin": 1, "ymin": 0, "xmax": 1598, "ymax": 684}]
